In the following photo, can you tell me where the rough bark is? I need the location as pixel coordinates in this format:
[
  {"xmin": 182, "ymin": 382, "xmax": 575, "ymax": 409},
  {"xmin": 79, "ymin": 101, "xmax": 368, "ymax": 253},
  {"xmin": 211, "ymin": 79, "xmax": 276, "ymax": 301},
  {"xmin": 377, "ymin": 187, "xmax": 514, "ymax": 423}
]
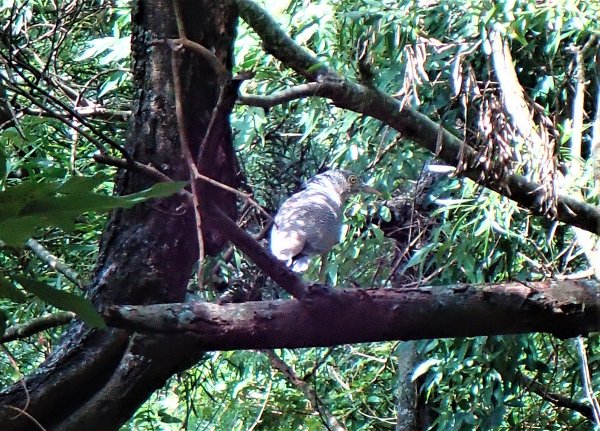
[
  {"xmin": 395, "ymin": 341, "xmax": 419, "ymax": 431},
  {"xmin": 0, "ymin": 1, "xmax": 237, "ymax": 429},
  {"xmin": 105, "ymin": 280, "xmax": 600, "ymax": 349}
]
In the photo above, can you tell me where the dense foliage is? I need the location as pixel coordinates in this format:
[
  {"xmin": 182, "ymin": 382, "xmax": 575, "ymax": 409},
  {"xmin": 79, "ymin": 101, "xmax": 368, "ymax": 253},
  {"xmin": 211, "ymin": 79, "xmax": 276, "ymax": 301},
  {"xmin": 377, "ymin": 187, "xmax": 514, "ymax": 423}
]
[{"xmin": 1, "ymin": 0, "xmax": 598, "ymax": 429}]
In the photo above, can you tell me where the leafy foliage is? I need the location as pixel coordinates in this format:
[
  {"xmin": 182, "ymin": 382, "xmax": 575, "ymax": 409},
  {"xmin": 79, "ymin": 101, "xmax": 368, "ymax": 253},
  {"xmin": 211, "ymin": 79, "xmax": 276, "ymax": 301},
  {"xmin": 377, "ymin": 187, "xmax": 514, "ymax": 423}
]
[{"xmin": 1, "ymin": 0, "xmax": 598, "ymax": 430}]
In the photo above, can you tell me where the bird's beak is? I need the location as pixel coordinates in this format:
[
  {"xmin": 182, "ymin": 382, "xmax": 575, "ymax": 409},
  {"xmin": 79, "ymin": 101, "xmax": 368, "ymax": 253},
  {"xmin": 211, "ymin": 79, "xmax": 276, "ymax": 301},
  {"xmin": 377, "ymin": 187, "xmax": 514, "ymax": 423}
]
[{"xmin": 360, "ymin": 184, "xmax": 381, "ymax": 195}]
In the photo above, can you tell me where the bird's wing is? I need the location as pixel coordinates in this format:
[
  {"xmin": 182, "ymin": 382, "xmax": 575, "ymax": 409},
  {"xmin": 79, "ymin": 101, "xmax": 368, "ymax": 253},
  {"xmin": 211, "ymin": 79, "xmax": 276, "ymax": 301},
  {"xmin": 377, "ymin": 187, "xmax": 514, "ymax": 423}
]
[{"xmin": 269, "ymin": 221, "xmax": 306, "ymax": 263}]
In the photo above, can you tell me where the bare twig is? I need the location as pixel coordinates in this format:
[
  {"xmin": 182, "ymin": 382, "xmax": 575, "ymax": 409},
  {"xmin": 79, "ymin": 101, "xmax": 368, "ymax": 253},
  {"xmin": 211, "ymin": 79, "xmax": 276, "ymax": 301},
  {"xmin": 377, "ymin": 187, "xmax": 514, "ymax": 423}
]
[
  {"xmin": 93, "ymin": 154, "xmax": 180, "ymax": 185},
  {"xmin": 0, "ymin": 56, "xmax": 130, "ymax": 160},
  {"xmin": 247, "ymin": 376, "xmax": 272, "ymax": 431},
  {"xmin": 171, "ymin": 46, "xmax": 206, "ymax": 285},
  {"xmin": 170, "ymin": 38, "xmax": 228, "ymax": 82},
  {"xmin": 575, "ymin": 336, "xmax": 600, "ymax": 425},
  {"xmin": 568, "ymin": 45, "xmax": 585, "ymax": 172},
  {"xmin": 265, "ymin": 350, "xmax": 348, "ymax": 431},
  {"xmin": 1, "ymin": 406, "xmax": 46, "ymax": 431},
  {"xmin": 93, "ymin": 152, "xmax": 270, "ymax": 219},
  {"xmin": 0, "ymin": 344, "xmax": 31, "ymax": 420},
  {"xmin": 238, "ymin": 83, "xmax": 321, "ymax": 108},
  {"xmin": 25, "ymin": 239, "xmax": 81, "ymax": 287}
]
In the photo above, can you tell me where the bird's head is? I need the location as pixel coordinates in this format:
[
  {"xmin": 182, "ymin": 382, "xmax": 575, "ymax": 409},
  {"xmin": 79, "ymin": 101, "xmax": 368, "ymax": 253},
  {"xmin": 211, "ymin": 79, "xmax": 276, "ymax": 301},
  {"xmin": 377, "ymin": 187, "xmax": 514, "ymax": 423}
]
[{"xmin": 306, "ymin": 169, "xmax": 380, "ymax": 199}]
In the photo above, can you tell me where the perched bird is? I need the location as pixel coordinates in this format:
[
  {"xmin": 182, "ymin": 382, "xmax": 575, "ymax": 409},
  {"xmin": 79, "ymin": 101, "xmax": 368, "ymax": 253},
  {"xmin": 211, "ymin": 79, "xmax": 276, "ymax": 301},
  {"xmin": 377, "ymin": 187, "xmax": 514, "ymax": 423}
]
[{"xmin": 270, "ymin": 169, "xmax": 379, "ymax": 272}]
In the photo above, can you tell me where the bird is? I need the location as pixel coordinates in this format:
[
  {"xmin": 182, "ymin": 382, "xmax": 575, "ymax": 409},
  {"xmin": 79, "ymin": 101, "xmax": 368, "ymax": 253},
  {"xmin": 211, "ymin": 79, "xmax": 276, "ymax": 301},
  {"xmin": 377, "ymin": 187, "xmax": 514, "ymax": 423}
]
[{"xmin": 269, "ymin": 169, "xmax": 379, "ymax": 272}]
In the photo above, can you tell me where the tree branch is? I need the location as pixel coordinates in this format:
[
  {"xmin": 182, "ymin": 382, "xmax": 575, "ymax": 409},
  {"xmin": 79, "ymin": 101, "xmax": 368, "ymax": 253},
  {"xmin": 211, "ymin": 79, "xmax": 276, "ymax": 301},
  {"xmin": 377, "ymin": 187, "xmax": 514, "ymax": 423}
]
[
  {"xmin": 517, "ymin": 373, "xmax": 595, "ymax": 421},
  {"xmin": 25, "ymin": 239, "xmax": 81, "ymax": 287},
  {"xmin": 104, "ymin": 279, "xmax": 599, "ymax": 350},
  {"xmin": 265, "ymin": 350, "xmax": 348, "ymax": 431},
  {"xmin": 2, "ymin": 312, "xmax": 75, "ymax": 343},
  {"xmin": 204, "ymin": 203, "xmax": 308, "ymax": 299},
  {"xmin": 236, "ymin": 0, "xmax": 600, "ymax": 235}
]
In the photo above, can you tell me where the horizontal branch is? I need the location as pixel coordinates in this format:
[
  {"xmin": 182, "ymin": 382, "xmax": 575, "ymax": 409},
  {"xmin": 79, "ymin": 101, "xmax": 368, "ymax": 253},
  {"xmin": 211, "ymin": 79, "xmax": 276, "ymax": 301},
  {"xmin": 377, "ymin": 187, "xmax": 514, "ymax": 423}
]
[
  {"xmin": 236, "ymin": 0, "xmax": 600, "ymax": 235},
  {"xmin": 238, "ymin": 83, "xmax": 320, "ymax": 108},
  {"xmin": 104, "ymin": 280, "xmax": 599, "ymax": 350}
]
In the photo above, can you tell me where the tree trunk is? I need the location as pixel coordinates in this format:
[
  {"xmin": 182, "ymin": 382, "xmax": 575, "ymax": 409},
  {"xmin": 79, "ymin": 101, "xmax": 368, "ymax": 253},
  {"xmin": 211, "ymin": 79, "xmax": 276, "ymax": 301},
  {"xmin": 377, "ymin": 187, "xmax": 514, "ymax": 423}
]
[{"xmin": 0, "ymin": 1, "xmax": 238, "ymax": 429}]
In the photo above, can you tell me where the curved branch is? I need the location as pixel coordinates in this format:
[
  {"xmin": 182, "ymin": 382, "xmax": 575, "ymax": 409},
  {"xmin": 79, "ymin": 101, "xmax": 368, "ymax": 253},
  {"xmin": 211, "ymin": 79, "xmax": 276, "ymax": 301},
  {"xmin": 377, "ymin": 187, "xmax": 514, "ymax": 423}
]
[
  {"xmin": 204, "ymin": 203, "xmax": 308, "ymax": 299},
  {"xmin": 236, "ymin": 0, "xmax": 600, "ymax": 235}
]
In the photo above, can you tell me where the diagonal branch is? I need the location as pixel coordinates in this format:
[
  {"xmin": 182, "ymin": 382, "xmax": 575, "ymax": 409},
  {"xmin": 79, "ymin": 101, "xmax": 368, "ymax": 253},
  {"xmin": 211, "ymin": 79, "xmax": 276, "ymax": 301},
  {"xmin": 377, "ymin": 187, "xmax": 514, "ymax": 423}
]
[
  {"xmin": 236, "ymin": 0, "xmax": 600, "ymax": 235},
  {"xmin": 265, "ymin": 350, "xmax": 348, "ymax": 431},
  {"xmin": 517, "ymin": 373, "xmax": 594, "ymax": 421},
  {"xmin": 204, "ymin": 202, "xmax": 307, "ymax": 299}
]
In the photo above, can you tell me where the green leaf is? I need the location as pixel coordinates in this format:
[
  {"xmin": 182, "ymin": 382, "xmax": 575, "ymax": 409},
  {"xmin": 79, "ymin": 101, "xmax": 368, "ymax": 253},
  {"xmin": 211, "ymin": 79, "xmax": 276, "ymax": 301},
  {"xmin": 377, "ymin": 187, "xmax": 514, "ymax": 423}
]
[
  {"xmin": 124, "ymin": 181, "xmax": 187, "ymax": 203},
  {"xmin": 14, "ymin": 276, "xmax": 105, "ymax": 329},
  {"xmin": 404, "ymin": 244, "xmax": 435, "ymax": 270},
  {"xmin": 158, "ymin": 410, "xmax": 183, "ymax": 424},
  {"xmin": 305, "ymin": 62, "xmax": 326, "ymax": 74},
  {"xmin": 0, "ymin": 276, "xmax": 27, "ymax": 302},
  {"xmin": 0, "ymin": 145, "xmax": 6, "ymax": 183},
  {"xmin": 412, "ymin": 358, "xmax": 440, "ymax": 381},
  {"xmin": 0, "ymin": 178, "xmax": 185, "ymax": 248},
  {"xmin": 0, "ymin": 216, "xmax": 44, "ymax": 248},
  {"xmin": 56, "ymin": 173, "xmax": 109, "ymax": 194}
]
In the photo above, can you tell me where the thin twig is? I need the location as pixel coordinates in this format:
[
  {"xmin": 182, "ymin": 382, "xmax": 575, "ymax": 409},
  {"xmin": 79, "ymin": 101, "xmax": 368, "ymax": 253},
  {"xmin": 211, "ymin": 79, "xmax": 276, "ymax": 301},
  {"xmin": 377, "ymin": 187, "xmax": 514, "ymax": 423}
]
[
  {"xmin": 575, "ymin": 336, "xmax": 600, "ymax": 425},
  {"xmin": 93, "ymin": 149, "xmax": 271, "ymax": 219},
  {"xmin": 265, "ymin": 350, "xmax": 348, "ymax": 431},
  {"xmin": 247, "ymin": 376, "xmax": 272, "ymax": 431},
  {"xmin": 2, "ymin": 405, "xmax": 46, "ymax": 431},
  {"xmin": 171, "ymin": 38, "xmax": 228, "ymax": 81},
  {"xmin": 171, "ymin": 45, "xmax": 206, "ymax": 285},
  {"xmin": 0, "ymin": 344, "xmax": 31, "ymax": 421},
  {"xmin": 93, "ymin": 154, "xmax": 183, "ymax": 185},
  {"xmin": 25, "ymin": 239, "xmax": 81, "ymax": 287},
  {"xmin": 238, "ymin": 83, "xmax": 321, "ymax": 108}
]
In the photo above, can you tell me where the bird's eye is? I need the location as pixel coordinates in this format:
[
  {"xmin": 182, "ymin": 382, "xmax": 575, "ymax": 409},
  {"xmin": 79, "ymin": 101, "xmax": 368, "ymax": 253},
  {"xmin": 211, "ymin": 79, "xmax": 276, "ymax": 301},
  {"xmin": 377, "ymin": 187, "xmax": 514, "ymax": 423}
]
[{"xmin": 349, "ymin": 175, "xmax": 357, "ymax": 184}]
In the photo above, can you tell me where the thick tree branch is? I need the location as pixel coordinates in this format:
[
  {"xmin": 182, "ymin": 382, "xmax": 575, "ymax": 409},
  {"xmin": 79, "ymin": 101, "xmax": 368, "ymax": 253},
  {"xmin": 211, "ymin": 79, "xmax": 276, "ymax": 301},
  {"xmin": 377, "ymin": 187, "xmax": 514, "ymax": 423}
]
[
  {"xmin": 236, "ymin": 0, "xmax": 600, "ymax": 235},
  {"xmin": 105, "ymin": 280, "xmax": 599, "ymax": 350}
]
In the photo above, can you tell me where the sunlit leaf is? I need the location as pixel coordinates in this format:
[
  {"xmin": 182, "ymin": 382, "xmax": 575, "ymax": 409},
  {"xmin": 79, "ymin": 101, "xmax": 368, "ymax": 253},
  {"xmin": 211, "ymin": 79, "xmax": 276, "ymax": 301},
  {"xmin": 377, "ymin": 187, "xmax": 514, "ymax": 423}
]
[
  {"xmin": 14, "ymin": 276, "xmax": 105, "ymax": 329},
  {"xmin": 412, "ymin": 358, "xmax": 441, "ymax": 382}
]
